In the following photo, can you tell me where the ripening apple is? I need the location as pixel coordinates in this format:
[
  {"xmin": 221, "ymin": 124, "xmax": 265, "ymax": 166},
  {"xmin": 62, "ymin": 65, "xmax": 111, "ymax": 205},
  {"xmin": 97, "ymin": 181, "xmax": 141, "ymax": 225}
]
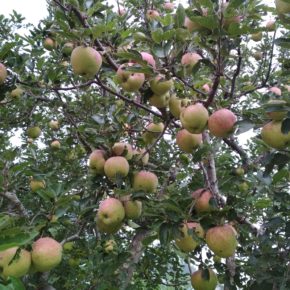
[
  {"xmin": 238, "ymin": 182, "xmax": 249, "ymax": 192},
  {"xmin": 71, "ymin": 46, "xmax": 102, "ymax": 78},
  {"xmin": 49, "ymin": 120, "xmax": 59, "ymax": 130},
  {"xmin": 180, "ymin": 103, "xmax": 209, "ymax": 134},
  {"xmin": 104, "ymin": 156, "xmax": 129, "ymax": 181},
  {"xmin": 208, "ymin": 109, "xmax": 237, "ymax": 137},
  {"xmin": 116, "ymin": 63, "xmax": 145, "ymax": 92},
  {"xmin": 97, "ymin": 218, "xmax": 122, "ymax": 234},
  {"xmin": 149, "ymin": 92, "xmax": 170, "ymax": 108},
  {"xmin": 123, "ymin": 196, "xmax": 142, "ymax": 219},
  {"xmin": 0, "ymin": 247, "xmax": 31, "ymax": 278},
  {"xmin": 30, "ymin": 179, "xmax": 46, "ymax": 192},
  {"xmin": 253, "ymin": 51, "xmax": 263, "ymax": 61},
  {"xmin": 206, "ymin": 224, "xmax": 238, "ymax": 258},
  {"xmin": 50, "ymin": 140, "xmax": 61, "ymax": 150},
  {"xmin": 142, "ymin": 122, "xmax": 164, "ymax": 144},
  {"xmin": 269, "ymin": 86, "xmax": 282, "ymax": 96},
  {"xmin": 0, "ymin": 63, "xmax": 7, "ymax": 84},
  {"xmin": 251, "ymin": 31, "xmax": 263, "ymax": 42},
  {"xmin": 184, "ymin": 16, "xmax": 202, "ymax": 32},
  {"xmin": 191, "ymin": 269, "xmax": 218, "ymax": 290},
  {"xmin": 192, "ymin": 188, "xmax": 214, "ymax": 213},
  {"xmin": 181, "ymin": 52, "xmax": 202, "ymax": 73},
  {"xmin": 169, "ymin": 96, "xmax": 190, "ymax": 119},
  {"xmin": 150, "ymin": 75, "xmax": 173, "ymax": 95},
  {"xmin": 266, "ymin": 19, "xmax": 276, "ymax": 31},
  {"xmin": 202, "ymin": 83, "xmax": 211, "ymax": 93},
  {"xmin": 261, "ymin": 121, "xmax": 290, "ymax": 149},
  {"xmin": 112, "ymin": 142, "xmax": 133, "ymax": 160},
  {"xmin": 175, "ymin": 222, "xmax": 204, "ymax": 252},
  {"xmin": 43, "ymin": 37, "xmax": 56, "ymax": 50},
  {"xmin": 266, "ymin": 99, "xmax": 287, "ymax": 121},
  {"xmin": 146, "ymin": 10, "xmax": 160, "ymax": 21},
  {"xmin": 133, "ymin": 171, "xmax": 158, "ymax": 193},
  {"xmin": 140, "ymin": 52, "xmax": 156, "ymax": 68},
  {"xmin": 62, "ymin": 42, "xmax": 74, "ymax": 56},
  {"xmin": 176, "ymin": 129, "xmax": 202, "ymax": 153},
  {"xmin": 27, "ymin": 126, "xmax": 41, "ymax": 139},
  {"xmin": 163, "ymin": 2, "xmax": 174, "ymax": 11},
  {"xmin": 10, "ymin": 87, "xmax": 24, "ymax": 98},
  {"xmin": 235, "ymin": 167, "xmax": 245, "ymax": 176}
]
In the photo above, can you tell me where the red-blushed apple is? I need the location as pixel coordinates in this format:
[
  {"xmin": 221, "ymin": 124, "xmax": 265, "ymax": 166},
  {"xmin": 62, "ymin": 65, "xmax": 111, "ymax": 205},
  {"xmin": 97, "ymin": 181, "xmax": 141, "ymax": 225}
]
[
  {"xmin": 118, "ymin": 8, "xmax": 126, "ymax": 16},
  {"xmin": 30, "ymin": 179, "xmax": 46, "ymax": 192},
  {"xmin": 10, "ymin": 87, "xmax": 24, "ymax": 98},
  {"xmin": 180, "ymin": 103, "xmax": 209, "ymax": 134},
  {"xmin": 169, "ymin": 96, "xmax": 190, "ymax": 119},
  {"xmin": 191, "ymin": 269, "xmax": 218, "ymax": 290},
  {"xmin": 89, "ymin": 149, "xmax": 106, "ymax": 174},
  {"xmin": 140, "ymin": 52, "xmax": 156, "ymax": 68},
  {"xmin": 175, "ymin": 222, "xmax": 204, "ymax": 252},
  {"xmin": 43, "ymin": 37, "xmax": 56, "ymax": 50},
  {"xmin": 251, "ymin": 31, "xmax": 263, "ymax": 42},
  {"xmin": 176, "ymin": 129, "xmax": 202, "ymax": 153},
  {"xmin": 112, "ymin": 142, "xmax": 133, "ymax": 160},
  {"xmin": 27, "ymin": 126, "xmax": 41, "ymax": 139},
  {"xmin": 50, "ymin": 140, "xmax": 61, "ymax": 150},
  {"xmin": 0, "ymin": 247, "xmax": 31, "ymax": 278},
  {"xmin": 202, "ymin": 83, "xmax": 211, "ymax": 93},
  {"xmin": 62, "ymin": 42, "xmax": 74, "ymax": 56},
  {"xmin": 205, "ymin": 224, "xmax": 238, "ymax": 258},
  {"xmin": 181, "ymin": 52, "xmax": 202, "ymax": 72},
  {"xmin": 208, "ymin": 108, "xmax": 237, "ymax": 137},
  {"xmin": 149, "ymin": 92, "xmax": 170, "ymax": 108},
  {"xmin": 104, "ymin": 156, "xmax": 129, "ymax": 181},
  {"xmin": 265, "ymin": 99, "xmax": 287, "ymax": 121},
  {"xmin": 146, "ymin": 10, "xmax": 160, "ymax": 21},
  {"xmin": 116, "ymin": 63, "xmax": 145, "ymax": 92},
  {"xmin": 0, "ymin": 63, "xmax": 7, "ymax": 84},
  {"xmin": 122, "ymin": 196, "xmax": 142, "ymax": 219},
  {"xmin": 71, "ymin": 46, "xmax": 102, "ymax": 78},
  {"xmin": 142, "ymin": 122, "xmax": 164, "ymax": 144},
  {"xmin": 133, "ymin": 171, "xmax": 158, "ymax": 193},
  {"xmin": 192, "ymin": 188, "xmax": 214, "ymax": 213},
  {"xmin": 184, "ymin": 16, "xmax": 202, "ymax": 32},
  {"xmin": 163, "ymin": 2, "xmax": 174, "ymax": 11},
  {"xmin": 31, "ymin": 237, "xmax": 62, "ymax": 272},
  {"xmin": 266, "ymin": 19, "xmax": 276, "ymax": 31},
  {"xmin": 269, "ymin": 86, "xmax": 281, "ymax": 96}
]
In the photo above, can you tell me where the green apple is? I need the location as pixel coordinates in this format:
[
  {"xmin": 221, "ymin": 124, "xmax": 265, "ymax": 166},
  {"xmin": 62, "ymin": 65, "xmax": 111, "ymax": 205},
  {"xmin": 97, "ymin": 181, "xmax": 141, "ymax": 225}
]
[
  {"xmin": 149, "ymin": 92, "xmax": 170, "ymax": 108},
  {"xmin": 104, "ymin": 240, "xmax": 116, "ymax": 253},
  {"xmin": 265, "ymin": 99, "xmax": 287, "ymax": 121},
  {"xmin": 62, "ymin": 42, "xmax": 74, "ymax": 56},
  {"xmin": 133, "ymin": 171, "xmax": 158, "ymax": 193},
  {"xmin": 49, "ymin": 120, "xmax": 59, "ymax": 130},
  {"xmin": 235, "ymin": 167, "xmax": 245, "ymax": 176},
  {"xmin": 0, "ymin": 63, "xmax": 7, "ymax": 84},
  {"xmin": 142, "ymin": 122, "xmax": 164, "ymax": 144},
  {"xmin": 149, "ymin": 75, "xmax": 173, "ymax": 95},
  {"xmin": 191, "ymin": 269, "xmax": 218, "ymax": 290},
  {"xmin": 123, "ymin": 196, "xmax": 142, "ymax": 219},
  {"xmin": 30, "ymin": 179, "xmax": 46, "ymax": 192},
  {"xmin": 89, "ymin": 149, "xmax": 106, "ymax": 174},
  {"xmin": 27, "ymin": 126, "xmax": 41, "ymax": 139},
  {"xmin": 253, "ymin": 51, "xmax": 263, "ymax": 61},
  {"xmin": 43, "ymin": 37, "xmax": 56, "ymax": 50},
  {"xmin": 176, "ymin": 129, "xmax": 202, "ymax": 153},
  {"xmin": 238, "ymin": 182, "xmax": 249, "ymax": 192},
  {"xmin": 251, "ymin": 31, "xmax": 263, "ymax": 42},
  {"xmin": 50, "ymin": 140, "xmax": 61, "ymax": 150},
  {"xmin": 112, "ymin": 142, "xmax": 133, "ymax": 160},
  {"xmin": 169, "ymin": 96, "xmax": 190, "ymax": 119},
  {"xmin": 104, "ymin": 156, "xmax": 129, "ymax": 181}
]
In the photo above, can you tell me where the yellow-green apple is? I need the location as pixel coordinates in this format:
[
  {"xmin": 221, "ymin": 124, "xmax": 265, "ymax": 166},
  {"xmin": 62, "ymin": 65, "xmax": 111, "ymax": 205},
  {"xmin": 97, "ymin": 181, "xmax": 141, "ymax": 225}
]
[
  {"xmin": 176, "ymin": 129, "xmax": 202, "ymax": 153},
  {"xmin": 43, "ymin": 37, "xmax": 56, "ymax": 50},
  {"xmin": 164, "ymin": 2, "xmax": 174, "ymax": 11},
  {"xmin": 112, "ymin": 142, "xmax": 133, "ymax": 160},
  {"xmin": 142, "ymin": 122, "xmax": 164, "ymax": 144},
  {"xmin": 0, "ymin": 63, "xmax": 7, "ymax": 84},
  {"xmin": 63, "ymin": 242, "xmax": 74, "ymax": 251},
  {"xmin": 184, "ymin": 16, "xmax": 202, "ymax": 32},
  {"xmin": 30, "ymin": 179, "xmax": 46, "ymax": 192},
  {"xmin": 71, "ymin": 46, "xmax": 102, "ymax": 78},
  {"xmin": 50, "ymin": 140, "xmax": 61, "ymax": 150},
  {"xmin": 253, "ymin": 51, "xmax": 262, "ymax": 61},
  {"xmin": 146, "ymin": 10, "xmax": 160, "ymax": 21},
  {"xmin": 235, "ymin": 167, "xmax": 245, "ymax": 176},
  {"xmin": 180, "ymin": 103, "xmax": 209, "ymax": 134},
  {"xmin": 169, "ymin": 96, "xmax": 190, "ymax": 119},
  {"xmin": 62, "ymin": 42, "xmax": 74, "ymax": 56},
  {"xmin": 275, "ymin": 0, "xmax": 290, "ymax": 14},
  {"xmin": 181, "ymin": 52, "xmax": 202, "ymax": 73},
  {"xmin": 265, "ymin": 99, "xmax": 287, "ymax": 121},
  {"xmin": 10, "ymin": 87, "xmax": 24, "ymax": 98},
  {"xmin": 97, "ymin": 218, "xmax": 122, "ymax": 234},
  {"xmin": 49, "ymin": 120, "xmax": 59, "ymax": 130},
  {"xmin": 122, "ymin": 196, "xmax": 142, "ymax": 219},
  {"xmin": 251, "ymin": 31, "xmax": 263, "ymax": 42},
  {"xmin": 192, "ymin": 188, "xmax": 214, "ymax": 213},
  {"xmin": 261, "ymin": 121, "xmax": 290, "ymax": 149},
  {"xmin": 0, "ymin": 247, "xmax": 31, "ymax": 277},
  {"xmin": 175, "ymin": 222, "xmax": 204, "ymax": 252},
  {"xmin": 31, "ymin": 237, "xmax": 62, "ymax": 272},
  {"xmin": 116, "ymin": 63, "xmax": 145, "ymax": 92},
  {"xmin": 133, "ymin": 171, "xmax": 158, "ymax": 193},
  {"xmin": 150, "ymin": 75, "xmax": 173, "ymax": 95},
  {"xmin": 238, "ymin": 182, "xmax": 249, "ymax": 192},
  {"xmin": 205, "ymin": 224, "xmax": 238, "ymax": 258},
  {"xmin": 104, "ymin": 240, "xmax": 116, "ymax": 253},
  {"xmin": 269, "ymin": 86, "xmax": 281, "ymax": 96},
  {"xmin": 140, "ymin": 52, "xmax": 156, "ymax": 68},
  {"xmin": 27, "ymin": 126, "xmax": 41, "ymax": 139},
  {"xmin": 266, "ymin": 19, "xmax": 276, "ymax": 31},
  {"xmin": 149, "ymin": 92, "xmax": 170, "ymax": 108},
  {"xmin": 104, "ymin": 156, "xmax": 129, "ymax": 181},
  {"xmin": 191, "ymin": 269, "xmax": 218, "ymax": 290},
  {"xmin": 208, "ymin": 108, "xmax": 237, "ymax": 137}
]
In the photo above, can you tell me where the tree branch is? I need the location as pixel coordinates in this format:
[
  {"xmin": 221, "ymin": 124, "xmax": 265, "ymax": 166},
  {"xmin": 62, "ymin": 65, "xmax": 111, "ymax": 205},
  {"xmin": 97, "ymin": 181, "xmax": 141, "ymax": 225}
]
[{"xmin": 0, "ymin": 191, "xmax": 29, "ymax": 217}]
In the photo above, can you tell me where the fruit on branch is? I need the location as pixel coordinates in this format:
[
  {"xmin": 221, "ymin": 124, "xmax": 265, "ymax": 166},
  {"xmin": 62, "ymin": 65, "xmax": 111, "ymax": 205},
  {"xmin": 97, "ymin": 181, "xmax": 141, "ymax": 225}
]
[
  {"xmin": 133, "ymin": 171, "xmax": 158, "ymax": 193},
  {"xmin": 235, "ymin": 167, "xmax": 245, "ymax": 176},
  {"xmin": 31, "ymin": 237, "xmax": 62, "ymax": 272},
  {"xmin": 181, "ymin": 52, "xmax": 202, "ymax": 73},
  {"xmin": 133, "ymin": 148, "xmax": 149, "ymax": 165},
  {"xmin": 275, "ymin": 0, "xmax": 290, "ymax": 22},
  {"xmin": 205, "ymin": 224, "xmax": 238, "ymax": 258},
  {"xmin": 104, "ymin": 156, "xmax": 129, "ymax": 181},
  {"xmin": 71, "ymin": 46, "xmax": 102, "ymax": 78},
  {"xmin": 140, "ymin": 52, "xmax": 156, "ymax": 68},
  {"xmin": 104, "ymin": 240, "xmax": 116, "ymax": 253},
  {"xmin": 169, "ymin": 96, "xmax": 190, "ymax": 119},
  {"xmin": 184, "ymin": 16, "xmax": 202, "ymax": 32},
  {"xmin": 112, "ymin": 142, "xmax": 133, "ymax": 160},
  {"xmin": 146, "ymin": 10, "xmax": 160, "ymax": 21},
  {"xmin": 118, "ymin": 8, "xmax": 126, "ymax": 16},
  {"xmin": 142, "ymin": 122, "xmax": 164, "ymax": 145},
  {"xmin": 253, "ymin": 51, "xmax": 262, "ymax": 61},
  {"xmin": 238, "ymin": 182, "xmax": 249, "ymax": 192},
  {"xmin": 192, "ymin": 189, "xmax": 214, "ymax": 213},
  {"xmin": 0, "ymin": 63, "xmax": 7, "ymax": 84},
  {"xmin": 191, "ymin": 269, "xmax": 218, "ymax": 290},
  {"xmin": 269, "ymin": 86, "xmax": 281, "ymax": 96},
  {"xmin": 149, "ymin": 92, "xmax": 170, "ymax": 108},
  {"xmin": 150, "ymin": 75, "xmax": 173, "ymax": 95},
  {"xmin": 176, "ymin": 129, "xmax": 202, "ymax": 153},
  {"xmin": 62, "ymin": 42, "xmax": 74, "ymax": 56},
  {"xmin": 50, "ymin": 140, "xmax": 61, "ymax": 150},
  {"xmin": 0, "ymin": 247, "xmax": 31, "ymax": 277},
  {"xmin": 208, "ymin": 108, "xmax": 237, "ymax": 137},
  {"xmin": 202, "ymin": 83, "xmax": 211, "ymax": 93},
  {"xmin": 10, "ymin": 87, "xmax": 24, "ymax": 98},
  {"xmin": 175, "ymin": 222, "xmax": 204, "ymax": 252},
  {"xmin": 180, "ymin": 103, "xmax": 209, "ymax": 134},
  {"xmin": 43, "ymin": 37, "xmax": 56, "ymax": 50},
  {"xmin": 30, "ymin": 179, "xmax": 46, "ymax": 192},
  {"xmin": 266, "ymin": 19, "xmax": 276, "ymax": 31},
  {"xmin": 251, "ymin": 32, "xmax": 263, "ymax": 42},
  {"xmin": 163, "ymin": 2, "xmax": 174, "ymax": 11},
  {"xmin": 265, "ymin": 99, "xmax": 287, "ymax": 121},
  {"xmin": 122, "ymin": 196, "xmax": 142, "ymax": 219},
  {"xmin": 27, "ymin": 126, "xmax": 41, "ymax": 139},
  {"xmin": 116, "ymin": 63, "xmax": 145, "ymax": 92},
  {"xmin": 49, "ymin": 120, "xmax": 59, "ymax": 130},
  {"xmin": 261, "ymin": 121, "xmax": 290, "ymax": 149},
  {"xmin": 63, "ymin": 242, "xmax": 74, "ymax": 251}
]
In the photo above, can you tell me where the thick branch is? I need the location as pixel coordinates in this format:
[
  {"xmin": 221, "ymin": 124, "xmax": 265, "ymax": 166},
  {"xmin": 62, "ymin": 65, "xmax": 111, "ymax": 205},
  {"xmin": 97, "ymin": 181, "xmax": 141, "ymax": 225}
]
[{"xmin": 0, "ymin": 191, "xmax": 29, "ymax": 217}]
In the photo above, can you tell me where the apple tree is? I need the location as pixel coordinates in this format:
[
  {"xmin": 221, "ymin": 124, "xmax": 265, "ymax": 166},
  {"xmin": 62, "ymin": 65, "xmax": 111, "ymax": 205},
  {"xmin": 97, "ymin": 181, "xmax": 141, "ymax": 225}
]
[{"xmin": 0, "ymin": 0, "xmax": 289, "ymax": 289}]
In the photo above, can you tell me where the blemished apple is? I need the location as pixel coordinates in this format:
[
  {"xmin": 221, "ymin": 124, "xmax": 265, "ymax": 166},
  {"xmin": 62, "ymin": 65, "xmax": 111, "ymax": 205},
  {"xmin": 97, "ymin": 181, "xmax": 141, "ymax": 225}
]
[
  {"xmin": 10, "ymin": 87, "xmax": 24, "ymax": 98},
  {"xmin": 116, "ymin": 63, "xmax": 145, "ymax": 92},
  {"xmin": 0, "ymin": 63, "xmax": 7, "ymax": 84},
  {"xmin": 265, "ymin": 99, "xmax": 287, "ymax": 121},
  {"xmin": 133, "ymin": 171, "xmax": 158, "ymax": 193},
  {"xmin": 142, "ymin": 122, "xmax": 164, "ymax": 144},
  {"xmin": 176, "ymin": 129, "xmax": 202, "ymax": 153},
  {"xmin": 30, "ymin": 179, "xmax": 46, "ymax": 192},
  {"xmin": 191, "ymin": 269, "xmax": 218, "ymax": 290},
  {"xmin": 104, "ymin": 156, "xmax": 130, "ymax": 181},
  {"xmin": 269, "ymin": 86, "xmax": 282, "ymax": 96},
  {"xmin": 180, "ymin": 103, "xmax": 209, "ymax": 134},
  {"xmin": 0, "ymin": 247, "xmax": 31, "ymax": 278},
  {"xmin": 140, "ymin": 52, "xmax": 156, "ymax": 68},
  {"xmin": 123, "ymin": 197, "xmax": 142, "ymax": 219},
  {"xmin": 208, "ymin": 108, "xmax": 237, "ymax": 137},
  {"xmin": 192, "ymin": 188, "xmax": 214, "ymax": 213},
  {"xmin": 150, "ymin": 75, "xmax": 173, "ymax": 95},
  {"xmin": 31, "ymin": 237, "xmax": 62, "ymax": 272},
  {"xmin": 146, "ymin": 10, "xmax": 160, "ymax": 21},
  {"xmin": 206, "ymin": 224, "xmax": 238, "ymax": 258},
  {"xmin": 112, "ymin": 142, "xmax": 133, "ymax": 160},
  {"xmin": 251, "ymin": 31, "xmax": 263, "ymax": 42},
  {"xmin": 169, "ymin": 96, "xmax": 190, "ymax": 119},
  {"xmin": 62, "ymin": 42, "xmax": 74, "ymax": 56},
  {"xmin": 149, "ymin": 92, "xmax": 170, "ymax": 108},
  {"xmin": 27, "ymin": 126, "xmax": 41, "ymax": 139},
  {"xmin": 71, "ymin": 46, "xmax": 102, "ymax": 78},
  {"xmin": 43, "ymin": 37, "xmax": 56, "ymax": 50},
  {"xmin": 49, "ymin": 120, "xmax": 59, "ymax": 130},
  {"xmin": 50, "ymin": 140, "xmax": 61, "ymax": 150}
]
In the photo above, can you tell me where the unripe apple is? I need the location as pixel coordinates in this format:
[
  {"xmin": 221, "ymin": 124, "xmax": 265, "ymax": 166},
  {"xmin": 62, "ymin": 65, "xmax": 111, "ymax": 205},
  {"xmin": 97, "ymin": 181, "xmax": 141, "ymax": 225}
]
[
  {"xmin": 133, "ymin": 148, "xmax": 149, "ymax": 165},
  {"xmin": 191, "ymin": 269, "xmax": 218, "ymax": 290},
  {"xmin": 133, "ymin": 171, "xmax": 158, "ymax": 193},
  {"xmin": 169, "ymin": 96, "xmax": 190, "ymax": 119},
  {"xmin": 253, "ymin": 51, "xmax": 263, "ymax": 61},
  {"xmin": 43, "ymin": 37, "xmax": 56, "ymax": 51},
  {"xmin": 184, "ymin": 16, "xmax": 202, "ymax": 32},
  {"xmin": 142, "ymin": 122, "xmax": 164, "ymax": 144},
  {"xmin": 104, "ymin": 156, "xmax": 129, "ymax": 181},
  {"xmin": 0, "ymin": 247, "xmax": 31, "ymax": 277},
  {"xmin": 163, "ymin": 2, "xmax": 174, "ymax": 11},
  {"xmin": 116, "ymin": 63, "xmax": 145, "ymax": 92},
  {"xmin": 0, "ymin": 63, "xmax": 7, "ymax": 84},
  {"xmin": 150, "ymin": 75, "xmax": 173, "ymax": 95},
  {"xmin": 123, "ymin": 197, "xmax": 142, "ymax": 219},
  {"xmin": 104, "ymin": 240, "xmax": 116, "ymax": 253},
  {"xmin": 235, "ymin": 167, "xmax": 245, "ymax": 176},
  {"xmin": 180, "ymin": 103, "xmax": 209, "ymax": 134},
  {"xmin": 31, "ymin": 237, "xmax": 62, "ymax": 272},
  {"xmin": 269, "ymin": 86, "xmax": 282, "ymax": 96},
  {"xmin": 175, "ymin": 222, "xmax": 204, "ymax": 252},
  {"xmin": 149, "ymin": 92, "xmax": 170, "ymax": 108},
  {"xmin": 275, "ymin": 0, "xmax": 290, "ymax": 15},
  {"xmin": 146, "ymin": 10, "xmax": 160, "ymax": 21},
  {"xmin": 181, "ymin": 52, "xmax": 202, "ymax": 73},
  {"xmin": 27, "ymin": 126, "xmax": 41, "ymax": 139},
  {"xmin": 176, "ymin": 129, "xmax": 202, "ymax": 153},
  {"xmin": 49, "ymin": 120, "xmax": 59, "ymax": 130},
  {"xmin": 50, "ymin": 140, "xmax": 61, "ymax": 150},
  {"xmin": 266, "ymin": 19, "xmax": 276, "ymax": 31},
  {"xmin": 71, "ymin": 46, "xmax": 102, "ymax": 78},
  {"xmin": 251, "ymin": 31, "xmax": 263, "ymax": 42},
  {"xmin": 63, "ymin": 242, "xmax": 74, "ymax": 251},
  {"xmin": 112, "ymin": 142, "xmax": 133, "ymax": 160},
  {"xmin": 62, "ymin": 42, "xmax": 74, "ymax": 56},
  {"xmin": 10, "ymin": 87, "xmax": 24, "ymax": 98},
  {"xmin": 261, "ymin": 121, "xmax": 290, "ymax": 149},
  {"xmin": 208, "ymin": 108, "xmax": 237, "ymax": 137},
  {"xmin": 206, "ymin": 224, "xmax": 238, "ymax": 258},
  {"xmin": 192, "ymin": 188, "xmax": 214, "ymax": 213},
  {"xmin": 30, "ymin": 179, "xmax": 46, "ymax": 192},
  {"xmin": 97, "ymin": 218, "xmax": 122, "ymax": 234},
  {"xmin": 265, "ymin": 99, "xmax": 287, "ymax": 121},
  {"xmin": 140, "ymin": 52, "xmax": 156, "ymax": 68},
  {"xmin": 238, "ymin": 182, "xmax": 249, "ymax": 192}
]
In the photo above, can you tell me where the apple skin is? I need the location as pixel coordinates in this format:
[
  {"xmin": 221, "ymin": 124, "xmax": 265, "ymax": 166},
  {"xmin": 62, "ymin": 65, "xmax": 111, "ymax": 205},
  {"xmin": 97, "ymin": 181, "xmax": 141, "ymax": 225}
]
[
  {"xmin": 30, "ymin": 179, "xmax": 46, "ymax": 192},
  {"xmin": 43, "ymin": 37, "xmax": 56, "ymax": 51},
  {"xmin": 0, "ymin": 247, "xmax": 31, "ymax": 278},
  {"xmin": 112, "ymin": 142, "xmax": 133, "ymax": 160},
  {"xmin": 208, "ymin": 108, "xmax": 237, "ymax": 138},
  {"xmin": 150, "ymin": 75, "xmax": 173, "ymax": 95},
  {"xmin": 0, "ymin": 63, "xmax": 7, "ymax": 84},
  {"xmin": 142, "ymin": 122, "xmax": 164, "ymax": 145},
  {"xmin": 181, "ymin": 52, "xmax": 202, "ymax": 72},
  {"xmin": 266, "ymin": 99, "xmax": 287, "ymax": 121},
  {"xmin": 176, "ymin": 129, "xmax": 202, "ymax": 153},
  {"xmin": 235, "ymin": 167, "xmax": 245, "ymax": 176},
  {"xmin": 62, "ymin": 42, "xmax": 74, "ymax": 56},
  {"xmin": 116, "ymin": 63, "xmax": 145, "ymax": 92},
  {"xmin": 180, "ymin": 103, "xmax": 209, "ymax": 134},
  {"xmin": 133, "ymin": 171, "xmax": 158, "ymax": 193},
  {"xmin": 163, "ymin": 2, "xmax": 174, "ymax": 11},
  {"xmin": 251, "ymin": 31, "xmax": 263, "ymax": 42},
  {"xmin": 191, "ymin": 269, "xmax": 218, "ymax": 290},
  {"xmin": 49, "ymin": 120, "xmax": 59, "ymax": 130},
  {"xmin": 31, "ymin": 237, "xmax": 62, "ymax": 272},
  {"xmin": 269, "ymin": 86, "xmax": 281, "ymax": 96},
  {"xmin": 10, "ymin": 88, "xmax": 24, "ymax": 98},
  {"xmin": 71, "ymin": 46, "xmax": 102, "ymax": 78},
  {"xmin": 50, "ymin": 140, "xmax": 61, "ymax": 150},
  {"xmin": 97, "ymin": 218, "xmax": 122, "ymax": 234},
  {"xmin": 206, "ymin": 224, "xmax": 238, "ymax": 258},
  {"xmin": 123, "ymin": 197, "xmax": 142, "ymax": 219},
  {"xmin": 169, "ymin": 96, "xmax": 190, "ymax": 119},
  {"xmin": 175, "ymin": 222, "xmax": 204, "ymax": 252},
  {"xmin": 104, "ymin": 156, "xmax": 129, "ymax": 181},
  {"xmin": 146, "ymin": 10, "xmax": 160, "ymax": 21},
  {"xmin": 140, "ymin": 52, "xmax": 156, "ymax": 68},
  {"xmin": 261, "ymin": 121, "xmax": 290, "ymax": 149},
  {"xmin": 27, "ymin": 126, "xmax": 41, "ymax": 139},
  {"xmin": 149, "ymin": 92, "xmax": 170, "ymax": 108},
  {"xmin": 192, "ymin": 188, "xmax": 214, "ymax": 213}
]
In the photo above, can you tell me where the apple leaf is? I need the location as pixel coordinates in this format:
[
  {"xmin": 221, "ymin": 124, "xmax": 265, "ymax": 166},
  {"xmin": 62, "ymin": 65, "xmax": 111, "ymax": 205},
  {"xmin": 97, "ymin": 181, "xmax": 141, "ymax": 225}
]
[{"xmin": 281, "ymin": 118, "xmax": 290, "ymax": 134}]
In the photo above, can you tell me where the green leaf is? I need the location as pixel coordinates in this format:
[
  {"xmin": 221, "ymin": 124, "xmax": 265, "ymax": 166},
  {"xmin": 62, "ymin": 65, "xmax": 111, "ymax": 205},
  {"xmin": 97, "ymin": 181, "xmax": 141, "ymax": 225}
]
[
  {"xmin": 236, "ymin": 120, "xmax": 255, "ymax": 135},
  {"xmin": 175, "ymin": 4, "xmax": 186, "ymax": 28},
  {"xmin": 159, "ymin": 223, "xmax": 171, "ymax": 245},
  {"xmin": 281, "ymin": 118, "xmax": 290, "ymax": 134},
  {"xmin": 275, "ymin": 38, "xmax": 290, "ymax": 48}
]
